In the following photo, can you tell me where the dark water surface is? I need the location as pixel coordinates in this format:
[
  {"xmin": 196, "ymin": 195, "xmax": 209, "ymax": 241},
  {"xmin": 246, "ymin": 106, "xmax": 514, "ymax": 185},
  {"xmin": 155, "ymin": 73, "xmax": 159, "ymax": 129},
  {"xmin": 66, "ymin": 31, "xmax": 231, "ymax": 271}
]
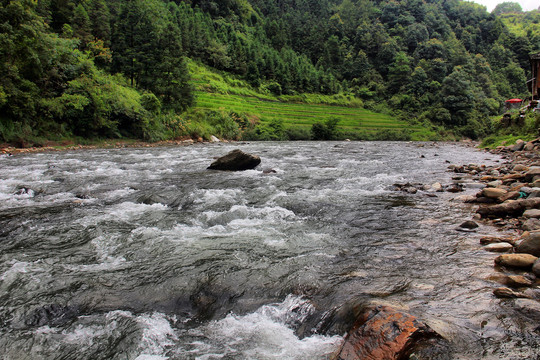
[{"xmin": 0, "ymin": 141, "xmax": 538, "ymax": 359}]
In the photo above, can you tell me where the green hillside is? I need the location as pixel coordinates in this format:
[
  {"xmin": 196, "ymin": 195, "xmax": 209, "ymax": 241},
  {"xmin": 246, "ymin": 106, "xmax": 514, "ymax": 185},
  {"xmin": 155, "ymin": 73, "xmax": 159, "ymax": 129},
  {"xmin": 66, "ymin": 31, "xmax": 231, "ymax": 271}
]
[
  {"xmin": 1, "ymin": 0, "xmax": 538, "ymax": 145},
  {"xmin": 189, "ymin": 60, "xmax": 435, "ymax": 140}
]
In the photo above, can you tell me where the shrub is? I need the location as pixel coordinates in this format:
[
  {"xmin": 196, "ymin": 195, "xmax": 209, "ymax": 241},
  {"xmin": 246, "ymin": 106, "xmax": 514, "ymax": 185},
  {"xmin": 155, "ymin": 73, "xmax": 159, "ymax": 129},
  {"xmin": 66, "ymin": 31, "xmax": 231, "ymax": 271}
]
[{"xmin": 311, "ymin": 117, "xmax": 340, "ymax": 140}]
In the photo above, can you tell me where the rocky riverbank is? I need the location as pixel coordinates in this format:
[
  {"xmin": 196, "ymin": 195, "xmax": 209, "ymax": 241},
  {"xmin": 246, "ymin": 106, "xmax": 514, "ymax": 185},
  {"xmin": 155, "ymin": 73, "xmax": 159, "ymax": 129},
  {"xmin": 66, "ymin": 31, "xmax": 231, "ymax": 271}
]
[
  {"xmin": 0, "ymin": 138, "xmax": 209, "ymax": 156},
  {"xmin": 454, "ymin": 138, "xmax": 540, "ymax": 300},
  {"xmin": 393, "ymin": 139, "xmax": 540, "ymax": 296}
]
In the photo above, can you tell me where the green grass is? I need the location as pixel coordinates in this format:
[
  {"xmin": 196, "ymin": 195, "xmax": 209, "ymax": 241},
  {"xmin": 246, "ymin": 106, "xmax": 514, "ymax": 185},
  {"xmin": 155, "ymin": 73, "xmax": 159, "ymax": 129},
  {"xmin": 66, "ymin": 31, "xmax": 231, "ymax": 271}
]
[{"xmin": 188, "ymin": 60, "xmax": 437, "ymax": 140}]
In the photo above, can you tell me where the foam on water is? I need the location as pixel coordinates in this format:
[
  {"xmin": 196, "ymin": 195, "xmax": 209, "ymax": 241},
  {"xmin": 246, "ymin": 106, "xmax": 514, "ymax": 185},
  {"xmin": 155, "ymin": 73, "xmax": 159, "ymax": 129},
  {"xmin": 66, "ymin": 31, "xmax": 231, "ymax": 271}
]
[
  {"xmin": 136, "ymin": 313, "xmax": 178, "ymax": 357},
  {"xmin": 2, "ymin": 142, "xmax": 534, "ymax": 359},
  {"xmin": 177, "ymin": 295, "xmax": 342, "ymax": 359},
  {"xmin": 75, "ymin": 201, "xmax": 168, "ymax": 226}
]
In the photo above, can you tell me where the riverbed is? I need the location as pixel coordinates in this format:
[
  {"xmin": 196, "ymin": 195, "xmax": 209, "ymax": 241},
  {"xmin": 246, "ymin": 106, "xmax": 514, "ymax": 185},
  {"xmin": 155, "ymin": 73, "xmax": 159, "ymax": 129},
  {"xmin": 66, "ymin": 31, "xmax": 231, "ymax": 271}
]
[{"xmin": 0, "ymin": 141, "xmax": 538, "ymax": 359}]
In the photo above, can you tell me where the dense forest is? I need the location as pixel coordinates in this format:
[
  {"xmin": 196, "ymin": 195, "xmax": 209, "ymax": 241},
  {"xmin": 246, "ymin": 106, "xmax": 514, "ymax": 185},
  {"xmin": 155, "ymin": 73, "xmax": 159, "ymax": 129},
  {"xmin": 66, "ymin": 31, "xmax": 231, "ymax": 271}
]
[{"xmin": 1, "ymin": 0, "xmax": 539, "ymax": 144}]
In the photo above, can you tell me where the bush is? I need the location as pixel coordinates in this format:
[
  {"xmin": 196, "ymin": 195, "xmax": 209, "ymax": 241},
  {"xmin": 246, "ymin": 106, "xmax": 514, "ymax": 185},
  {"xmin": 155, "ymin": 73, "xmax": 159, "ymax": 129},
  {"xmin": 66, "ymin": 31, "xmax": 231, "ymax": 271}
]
[
  {"xmin": 311, "ymin": 117, "xmax": 340, "ymax": 140},
  {"xmin": 240, "ymin": 118, "xmax": 286, "ymax": 141},
  {"xmin": 285, "ymin": 127, "xmax": 311, "ymax": 140}
]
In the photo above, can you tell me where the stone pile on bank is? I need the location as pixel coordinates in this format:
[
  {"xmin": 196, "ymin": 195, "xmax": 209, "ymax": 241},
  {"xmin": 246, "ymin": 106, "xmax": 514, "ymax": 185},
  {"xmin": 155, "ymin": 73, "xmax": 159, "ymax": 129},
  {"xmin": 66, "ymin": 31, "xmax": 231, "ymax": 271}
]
[{"xmin": 450, "ymin": 138, "xmax": 540, "ymax": 299}]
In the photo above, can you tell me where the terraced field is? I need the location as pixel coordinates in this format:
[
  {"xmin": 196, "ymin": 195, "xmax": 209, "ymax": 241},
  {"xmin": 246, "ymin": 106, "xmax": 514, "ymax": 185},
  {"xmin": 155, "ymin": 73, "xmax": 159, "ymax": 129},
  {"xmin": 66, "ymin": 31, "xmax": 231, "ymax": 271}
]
[
  {"xmin": 189, "ymin": 60, "xmax": 432, "ymax": 139},
  {"xmin": 195, "ymin": 92, "xmax": 424, "ymax": 134}
]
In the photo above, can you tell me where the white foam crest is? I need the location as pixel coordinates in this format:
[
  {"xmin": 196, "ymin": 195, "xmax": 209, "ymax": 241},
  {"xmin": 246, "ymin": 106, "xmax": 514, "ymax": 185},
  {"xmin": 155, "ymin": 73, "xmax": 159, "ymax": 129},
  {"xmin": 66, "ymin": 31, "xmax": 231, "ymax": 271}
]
[
  {"xmin": 136, "ymin": 313, "xmax": 178, "ymax": 358},
  {"xmin": 187, "ymin": 295, "xmax": 342, "ymax": 359},
  {"xmin": 193, "ymin": 188, "xmax": 245, "ymax": 206},
  {"xmin": 102, "ymin": 187, "xmax": 137, "ymax": 200},
  {"xmin": 62, "ymin": 323, "xmax": 112, "ymax": 346},
  {"xmin": 201, "ymin": 205, "xmax": 296, "ymax": 225},
  {"xmin": 0, "ymin": 260, "xmax": 47, "ymax": 289},
  {"xmin": 337, "ymin": 172, "xmax": 400, "ymax": 188},
  {"xmin": 75, "ymin": 202, "xmax": 168, "ymax": 226}
]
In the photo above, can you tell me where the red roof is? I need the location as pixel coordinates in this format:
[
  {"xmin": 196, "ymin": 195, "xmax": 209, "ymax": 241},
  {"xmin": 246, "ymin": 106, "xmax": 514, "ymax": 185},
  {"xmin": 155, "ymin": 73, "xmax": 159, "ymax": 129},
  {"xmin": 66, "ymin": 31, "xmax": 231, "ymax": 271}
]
[{"xmin": 505, "ymin": 98, "xmax": 522, "ymax": 103}]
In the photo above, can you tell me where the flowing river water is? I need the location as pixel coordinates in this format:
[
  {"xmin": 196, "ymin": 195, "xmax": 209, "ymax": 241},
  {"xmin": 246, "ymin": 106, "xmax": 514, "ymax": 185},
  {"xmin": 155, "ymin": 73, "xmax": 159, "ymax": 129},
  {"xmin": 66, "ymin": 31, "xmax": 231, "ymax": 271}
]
[{"xmin": 1, "ymin": 141, "xmax": 539, "ymax": 359}]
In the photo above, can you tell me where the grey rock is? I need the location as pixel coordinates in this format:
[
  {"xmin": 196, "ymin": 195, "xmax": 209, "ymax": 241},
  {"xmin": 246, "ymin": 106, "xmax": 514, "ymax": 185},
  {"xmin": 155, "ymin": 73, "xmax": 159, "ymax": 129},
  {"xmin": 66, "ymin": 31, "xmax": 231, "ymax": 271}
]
[
  {"xmin": 533, "ymin": 258, "xmax": 540, "ymax": 277},
  {"xmin": 207, "ymin": 149, "xmax": 261, "ymax": 171},
  {"xmin": 523, "ymin": 209, "xmax": 540, "ymax": 219},
  {"xmin": 516, "ymin": 231, "xmax": 540, "ymax": 257},
  {"xmin": 522, "ymin": 218, "xmax": 540, "ymax": 231},
  {"xmin": 512, "ymin": 139, "xmax": 525, "ymax": 152},
  {"xmin": 459, "ymin": 220, "xmax": 479, "ymax": 229}
]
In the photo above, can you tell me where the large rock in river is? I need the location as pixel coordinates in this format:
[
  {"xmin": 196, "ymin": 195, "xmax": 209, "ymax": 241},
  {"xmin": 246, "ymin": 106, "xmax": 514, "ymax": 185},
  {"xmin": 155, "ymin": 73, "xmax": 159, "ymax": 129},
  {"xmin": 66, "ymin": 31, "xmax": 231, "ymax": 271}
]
[
  {"xmin": 516, "ymin": 231, "xmax": 540, "ymax": 257},
  {"xmin": 207, "ymin": 149, "xmax": 261, "ymax": 171},
  {"xmin": 332, "ymin": 305, "xmax": 449, "ymax": 360}
]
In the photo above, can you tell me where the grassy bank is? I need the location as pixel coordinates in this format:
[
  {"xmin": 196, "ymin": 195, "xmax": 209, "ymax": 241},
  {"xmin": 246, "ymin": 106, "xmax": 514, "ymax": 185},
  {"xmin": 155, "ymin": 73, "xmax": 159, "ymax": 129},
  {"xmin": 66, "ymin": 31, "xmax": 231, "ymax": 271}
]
[{"xmin": 479, "ymin": 111, "xmax": 540, "ymax": 148}]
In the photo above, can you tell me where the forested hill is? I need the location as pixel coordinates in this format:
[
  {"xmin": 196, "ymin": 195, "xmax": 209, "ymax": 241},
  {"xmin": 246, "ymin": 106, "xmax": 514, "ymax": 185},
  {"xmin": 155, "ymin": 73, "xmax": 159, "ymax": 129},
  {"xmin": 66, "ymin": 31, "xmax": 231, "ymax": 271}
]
[{"xmin": 1, "ymin": 0, "xmax": 539, "ymax": 145}]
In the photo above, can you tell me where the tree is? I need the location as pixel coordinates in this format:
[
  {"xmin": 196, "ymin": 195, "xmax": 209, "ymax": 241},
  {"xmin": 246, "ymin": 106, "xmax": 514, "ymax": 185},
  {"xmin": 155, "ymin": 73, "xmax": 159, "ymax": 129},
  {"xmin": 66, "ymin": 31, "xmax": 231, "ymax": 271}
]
[
  {"xmin": 87, "ymin": 0, "xmax": 111, "ymax": 45},
  {"xmin": 388, "ymin": 52, "xmax": 412, "ymax": 94},
  {"xmin": 492, "ymin": 2, "xmax": 522, "ymax": 16},
  {"xmin": 152, "ymin": 23, "xmax": 194, "ymax": 111},
  {"xmin": 441, "ymin": 67, "xmax": 475, "ymax": 126},
  {"xmin": 71, "ymin": 3, "xmax": 91, "ymax": 46}
]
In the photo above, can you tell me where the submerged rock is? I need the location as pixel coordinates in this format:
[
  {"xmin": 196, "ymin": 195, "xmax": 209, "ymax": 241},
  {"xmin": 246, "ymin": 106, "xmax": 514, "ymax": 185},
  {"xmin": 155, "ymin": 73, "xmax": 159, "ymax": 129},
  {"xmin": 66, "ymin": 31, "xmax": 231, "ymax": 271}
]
[
  {"xmin": 493, "ymin": 287, "xmax": 531, "ymax": 299},
  {"xmin": 207, "ymin": 149, "xmax": 261, "ymax": 171},
  {"xmin": 24, "ymin": 304, "xmax": 80, "ymax": 327},
  {"xmin": 332, "ymin": 305, "xmax": 450, "ymax": 360}
]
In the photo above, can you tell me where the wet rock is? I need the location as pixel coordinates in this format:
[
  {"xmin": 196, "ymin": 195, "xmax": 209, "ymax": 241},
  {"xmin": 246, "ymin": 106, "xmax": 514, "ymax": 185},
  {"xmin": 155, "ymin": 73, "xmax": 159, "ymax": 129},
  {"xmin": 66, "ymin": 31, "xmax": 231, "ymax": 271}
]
[
  {"xmin": 533, "ymin": 258, "xmax": 540, "ymax": 277},
  {"xmin": 529, "ymin": 188, "xmax": 540, "ymax": 198},
  {"xmin": 446, "ymin": 184, "xmax": 463, "ymax": 193},
  {"xmin": 499, "ymin": 191, "xmax": 521, "ymax": 202},
  {"xmin": 455, "ymin": 195, "xmax": 476, "ymax": 203},
  {"xmin": 262, "ymin": 168, "xmax": 277, "ymax": 174},
  {"xmin": 514, "ymin": 299, "xmax": 540, "ymax": 323},
  {"xmin": 137, "ymin": 193, "xmax": 166, "ymax": 205},
  {"xmin": 525, "ymin": 141, "xmax": 536, "ymax": 151},
  {"xmin": 523, "ymin": 218, "xmax": 540, "ymax": 231},
  {"xmin": 431, "ymin": 182, "xmax": 443, "ymax": 192},
  {"xmin": 514, "ymin": 164, "xmax": 529, "ymax": 172},
  {"xmin": 483, "ymin": 242, "xmax": 514, "ymax": 252},
  {"xmin": 505, "ymin": 275, "xmax": 534, "ymax": 287},
  {"xmin": 523, "ymin": 209, "xmax": 540, "ymax": 219},
  {"xmin": 14, "ymin": 185, "xmax": 43, "ymax": 196},
  {"xmin": 458, "ymin": 220, "xmax": 479, "ymax": 229},
  {"xmin": 477, "ymin": 198, "xmax": 540, "ymax": 218},
  {"xmin": 486, "ymin": 180, "xmax": 503, "ymax": 188},
  {"xmin": 525, "ymin": 167, "xmax": 540, "ymax": 182},
  {"xmin": 25, "ymin": 304, "xmax": 80, "ymax": 327},
  {"xmin": 495, "ymin": 254, "xmax": 538, "ymax": 269},
  {"xmin": 512, "ymin": 140, "xmax": 525, "ymax": 152},
  {"xmin": 515, "ymin": 231, "xmax": 540, "ymax": 256},
  {"xmin": 210, "ymin": 135, "xmax": 220, "ymax": 142},
  {"xmin": 332, "ymin": 305, "xmax": 450, "ymax": 360},
  {"xmin": 493, "ymin": 287, "xmax": 531, "ymax": 299},
  {"xmin": 207, "ymin": 149, "xmax": 261, "ymax": 171},
  {"xmin": 480, "ymin": 236, "xmax": 515, "ymax": 245}
]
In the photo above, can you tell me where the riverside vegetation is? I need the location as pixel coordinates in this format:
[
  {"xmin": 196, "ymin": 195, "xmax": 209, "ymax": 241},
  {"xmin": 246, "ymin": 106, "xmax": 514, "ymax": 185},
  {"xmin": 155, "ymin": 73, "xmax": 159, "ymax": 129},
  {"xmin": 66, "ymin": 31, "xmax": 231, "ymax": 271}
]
[{"xmin": 1, "ymin": 0, "xmax": 540, "ymax": 147}]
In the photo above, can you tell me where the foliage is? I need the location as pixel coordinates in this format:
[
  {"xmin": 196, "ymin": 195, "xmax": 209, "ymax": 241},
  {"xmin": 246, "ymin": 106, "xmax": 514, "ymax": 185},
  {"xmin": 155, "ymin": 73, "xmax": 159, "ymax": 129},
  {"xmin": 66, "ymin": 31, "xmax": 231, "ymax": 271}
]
[
  {"xmin": 311, "ymin": 117, "xmax": 340, "ymax": 140},
  {"xmin": 2, "ymin": 0, "xmax": 540, "ymax": 145}
]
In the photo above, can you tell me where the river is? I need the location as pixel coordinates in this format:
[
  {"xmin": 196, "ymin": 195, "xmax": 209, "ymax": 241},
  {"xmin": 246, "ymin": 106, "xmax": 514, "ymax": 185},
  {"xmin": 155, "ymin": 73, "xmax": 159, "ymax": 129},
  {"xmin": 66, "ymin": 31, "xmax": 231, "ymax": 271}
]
[{"xmin": 0, "ymin": 141, "xmax": 538, "ymax": 359}]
